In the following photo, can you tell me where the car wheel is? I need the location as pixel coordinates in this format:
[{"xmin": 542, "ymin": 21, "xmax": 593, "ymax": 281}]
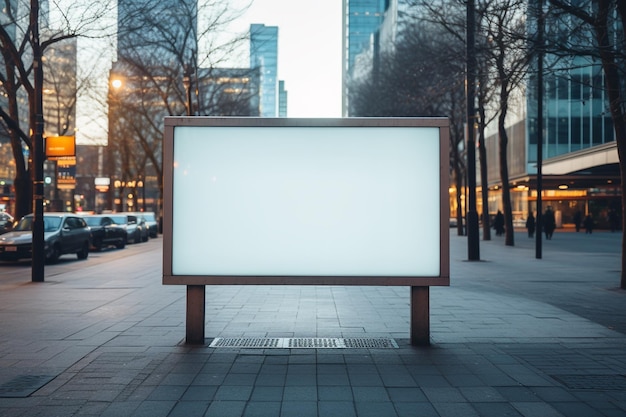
[
  {"xmin": 115, "ymin": 239, "xmax": 126, "ymax": 249},
  {"xmin": 46, "ymin": 244, "xmax": 61, "ymax": 264},
  {"xmin": 77, "ymin": 242, "xmax": 89, "ymax": 260},
  {"xmin": 93, "ymin": 238, "xmax": 103, "ymax": 251}
]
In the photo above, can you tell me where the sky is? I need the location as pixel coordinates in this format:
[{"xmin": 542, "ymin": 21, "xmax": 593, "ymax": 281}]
[
  {"xmin": 66, "ymin": 0, "xmax": 343, "ymax": 145},
  {"xmin": 229, "ymin": 0, "xmax": 343, "ymax": 117}
]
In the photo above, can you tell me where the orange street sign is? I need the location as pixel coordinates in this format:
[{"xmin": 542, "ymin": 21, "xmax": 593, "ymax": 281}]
[{"xmin": 46, "ymin": 136, "xmax": 75, "ymax": 159}]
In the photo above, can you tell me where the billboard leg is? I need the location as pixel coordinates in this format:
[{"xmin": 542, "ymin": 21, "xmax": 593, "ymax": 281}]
[
  {"xmin": 186, "ymin": 285, "xmax": 205, "ymax": 344},
  {"xmin": 410, "ymin": 286, "xmax": 430, "ymax": 346}
]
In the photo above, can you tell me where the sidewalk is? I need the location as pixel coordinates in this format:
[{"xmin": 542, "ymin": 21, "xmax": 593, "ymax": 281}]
[{"xmin": 0, "ymin": 230, "xmax": 625, "ymax": 417}]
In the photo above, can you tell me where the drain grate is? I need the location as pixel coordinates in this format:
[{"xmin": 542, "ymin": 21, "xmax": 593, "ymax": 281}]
[
  {"xmin": 210, "ymin": 337, "xmax": 398, "ymax": 349},
  {"xmin": 0, "ymin": 375, "xmax": 56, "ymax": 398},
  {"xmin": 552, "ymin": 374, "xmax": 626, "ymax": 391}
]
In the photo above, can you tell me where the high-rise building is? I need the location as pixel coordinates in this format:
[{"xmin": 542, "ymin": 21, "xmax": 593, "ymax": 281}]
[
  {"xmin": 196, "ymin": 67, "xmax": 261, "ymax": 116},
  {"xmin": 478, "ymin": 3, "xmax": 621, "ymax": 228},
  {"xmin": 117, "ymin": 0, "xmax": 197, "ymax": 68},
  {"xmin": 278, "ymin": 81, "xmax": 288, "ymax": 117},
  {"xmin": 342, "ymin": 0, "xmax": 389, "ymax": 116},
  {"xmin": 345, "ymin": 0, "xmax": 622, "ymax": 227},
  {"xmin": 250, "ymin": 24, "xmax": 279, "ymax": 117}
]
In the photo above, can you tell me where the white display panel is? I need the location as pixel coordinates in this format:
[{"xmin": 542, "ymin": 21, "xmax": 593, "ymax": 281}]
[{"xmin": 169, "ymin": 124, "xmax": 441, "ymax": 277}]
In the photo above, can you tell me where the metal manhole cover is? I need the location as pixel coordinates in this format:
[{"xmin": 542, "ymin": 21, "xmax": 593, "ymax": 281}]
[
  {"xmin": 209, "ymin": 337, "xmax": 398, "ymax": 349},
  {"xmin": 552, "ymin": 374, "xmax": 626, "ymax": 390},
  {"xmin": 0, "ymin": 375, "xmax": 56, "ymax": 398}
]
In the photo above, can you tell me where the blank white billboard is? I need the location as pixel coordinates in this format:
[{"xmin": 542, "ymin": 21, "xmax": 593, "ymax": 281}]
[{"xmin": 163, "ymin": 118, "xmax": 449, "ymax": 285}]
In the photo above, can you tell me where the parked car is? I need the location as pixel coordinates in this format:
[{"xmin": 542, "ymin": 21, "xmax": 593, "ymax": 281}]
[
  {"xmin": 138, "ymin": 211, "xmax": 158, "ymax": 238},
  {"xmin": 0, "ymin": 213, "xmax": 91, "ymax": 263},
  {"xmin": 110, "ymin": 213, "xmax": 149, "ymax": 244},
  {"xmin": 0, "ymin": 212, "xmax": 14, "ymax": 235},
  {"xmin": 82, "ymin": 214, "xmax": 127, "ymax": 251}
]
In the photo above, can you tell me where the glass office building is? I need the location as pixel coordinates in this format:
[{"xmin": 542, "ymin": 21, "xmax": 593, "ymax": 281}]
[
  {"xmin": 342, "ymin": 0, "xmax": 389, "ymax": 116},
  {"xmin": 250, "ymin": 24, "xmax": 279, "ymax": 117},
  {"xmin": 481, "ymin": 55, "xmax": 620, "ymax": 229},
  {"xmin": 117, "ymin": 0, "xmax": 197, "ymax": 67}
]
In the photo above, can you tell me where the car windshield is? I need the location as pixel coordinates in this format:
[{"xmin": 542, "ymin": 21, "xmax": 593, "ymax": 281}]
[
  {"xmin": 84, "ymin": 217, "xmax": 102, "ymax": 227},
  {"xmin": 14, "ymin": 217, "xmax": 33, "ymax": 231},
  {"xmin": 14, "ymin": 216, "xmax": 62, "ymax": 232},
  {"xmin": 110, "ymin": 215, "xmax": 127, "ymax": 225},
  {"xmin": 143, "ymin": 213, "xmax": 156, "ymax": 222}
]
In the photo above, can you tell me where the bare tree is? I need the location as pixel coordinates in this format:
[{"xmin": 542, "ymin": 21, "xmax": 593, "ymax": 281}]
[
  {"xmin": 108, "ymin": 0, "xmax": 252, "ymax": 214},
  {"xmin": 547, "ymin": 0, "xmax": 626, "ymax": 288},
  {"xmin": 0, "ymin": 0, "xmax": 113, "ymax": 219},
  {"xmin": 479, "ymin": 0, "xmax": 532, "ymax": 246},
  {"xmin": 413, "ymin": 0, "xmax": 501, "ymax": 240},
  {"xmin": 349, "ymin": 18, "xmax": 468, "ymax": 234}
]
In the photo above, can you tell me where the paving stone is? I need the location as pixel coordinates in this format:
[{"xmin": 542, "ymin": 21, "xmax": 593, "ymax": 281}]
[
  {"xmin": 318, "ymin": 401, "xmax": 357, "ymax": 417},
  {"xmin": 279, "ymin": 401, "xmax": 317, "ymax": 417},
  {"xmin": 1, "ymin": 234, "xmax": 626, "ymax": 417}
]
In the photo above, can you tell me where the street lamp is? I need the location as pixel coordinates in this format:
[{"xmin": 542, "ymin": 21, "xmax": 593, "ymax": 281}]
[
  {"xmin": 466, "ymin": 0, "xmax": 480, "ymax": 261},
  {"xmin": 107, "ymin": 74, "xmax": 124, "ymax": 212},
  {"xmin": 137, "ymin": 178, "xmax": 146, "ymax": 212},
  {"xmin": 183, "ymin": 72, "xmax": 192, "ymax": 116}
]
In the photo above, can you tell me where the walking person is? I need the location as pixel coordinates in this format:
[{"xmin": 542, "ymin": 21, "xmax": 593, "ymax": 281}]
[
  {"xmin": 494, "ymin": 210, "xmax": 505, "ymax": 236},
  {"xmin": 573, "ymin": 210, "xmax": 582, "ymax": 232},
  {"xmin": 584, "ymin": 214, "xmax": 594, "ymax": 234},
  {"xmin": 544, "ymin": 206, "xmax": 556, "ymax": 240},
  {"xmin": 525, "ymin": 212, "xmax": 535, "ymax": 238}
]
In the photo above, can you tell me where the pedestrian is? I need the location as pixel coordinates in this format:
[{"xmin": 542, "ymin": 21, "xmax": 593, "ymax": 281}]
[
  {"xmin": 573, "ymin": 210, "xmax": 582, "ymax": 232},
  {"xmin": 525, "ymin": 212, "xmax": 535, "ymax": 238},
  {"xmin": 584, "ymin": 214, "xmax": 594, "ymax": 234},
  {"xmin": 608, "ymin": 209, "xmax": 619, "ymax": 232},
  {"xmin": 493, "ymin": 210, "xmax": 505, "ymax": 236},
  {"xmin": 544, "ymin": 207, "xmax": 556, "ymax": 240}
]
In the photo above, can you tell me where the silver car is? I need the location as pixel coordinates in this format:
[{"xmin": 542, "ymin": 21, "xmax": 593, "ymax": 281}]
[{"xmin": 0, "ymin": 213, "xmax": 91, "ymax": 263}]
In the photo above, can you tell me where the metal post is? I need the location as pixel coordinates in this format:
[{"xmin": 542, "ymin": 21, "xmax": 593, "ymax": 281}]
[
  {"xmin": 183, "ymin": 72, "xmax": 192, "ymax": 116},
  {"xmin": 410, "ymin": 286, "xmax": 430, "ymax": 346},
  {"xmin": 466, "ymin": 0, "xmax": 480, "ymax": 260},
  {"xmin": 31, "ymin": 0, "xmax": 45, "ymax": 282},
  {"xmin": 186, "ymin": 285, "xmax": 205, "ymax": 344},
  {"xmin": 536, "ymin": 0, "xmax": 544, "ymax": 259}
]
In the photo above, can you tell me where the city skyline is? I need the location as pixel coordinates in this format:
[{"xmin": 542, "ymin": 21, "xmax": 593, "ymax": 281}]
[
  {"xmin": 215, "ymin": 0, "xmax": 343, "ymax": 118},
  {"xmin": 69, "ymin": 0, "xmax": 343, "ymax": 145}
]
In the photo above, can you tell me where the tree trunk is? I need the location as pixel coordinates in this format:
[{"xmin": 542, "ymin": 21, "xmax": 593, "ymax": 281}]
[
  {"xmin": 498, "ymin": 95, "xmax": 514, "ymax": 247},
  {"xmin": 478, "ymin": 104, "xmax": 490, "ymax": 240},
  {"xmin": 454, "ymin": 159, "xmax": 464, "ymax": 236},
  {"xmin": 592, "ymin": 1, "xmax": 626, "ymax": 288}
]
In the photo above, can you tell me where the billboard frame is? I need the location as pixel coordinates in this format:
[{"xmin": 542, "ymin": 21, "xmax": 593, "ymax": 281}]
[{"xmin": 163, "ymin": 117, "xmax": 450, "ymax": 345}]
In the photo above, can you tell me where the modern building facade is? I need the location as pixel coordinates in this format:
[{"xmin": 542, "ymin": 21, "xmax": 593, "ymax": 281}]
[
  {"xmin": 117, "ymin": 0, "xmax": 197, "ymax": 68},
  {"xmin": 196, "ymin": 67, "xmax": 261, "ymax": 117},
  {"xmin": 342, "ymin": 0, "xmax": 390, "ymax": 116},
  {"xmin": 480, "ymin": 10, "xmax": 621, "ymax": 229},
  {"xmin": 278, "ymin": 81, "xmax": 288, "ymax": 117},
  {"xmin": 250, "ymin": 24, "xmax": 279, "ymax": 117},
  {"xmin": 344, "ymin": 0, "xmax": 622, "ymax": 229}
]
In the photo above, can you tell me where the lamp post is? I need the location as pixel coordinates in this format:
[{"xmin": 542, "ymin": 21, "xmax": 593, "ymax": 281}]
[
  {"xmin": 466, "ymin": 0, "xmax": 480, "ymax": 260},
  {"xmin": 114, "ymin": 180, "xmax": 125, "ymax": 212},
  {"xmin": 107, "ymin": 75, "xmax": 123, "ymax": 211},
  {"xmin": 138, "ymin": 177, "xmax": 146, "ymax": 212},
  {"xmin": 31, "ymin": 0, "xmax": 45, "ymax": 282},
  {"xmin": 535, "ymin": 0, "xmax": 544, "ymax": 259},
  {"xmin": 183, "ymin": 72, "xmax": 192, "ymax": 116}
]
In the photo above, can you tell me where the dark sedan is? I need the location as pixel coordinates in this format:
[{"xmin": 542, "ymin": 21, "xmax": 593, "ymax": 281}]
[
  {"xmin": 82, "ymin": 214, "xmax": 127, "ymax": 251},
  {"xmin": 0, "ymin": 212, "xmax": 14, "ymax": 235}
]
